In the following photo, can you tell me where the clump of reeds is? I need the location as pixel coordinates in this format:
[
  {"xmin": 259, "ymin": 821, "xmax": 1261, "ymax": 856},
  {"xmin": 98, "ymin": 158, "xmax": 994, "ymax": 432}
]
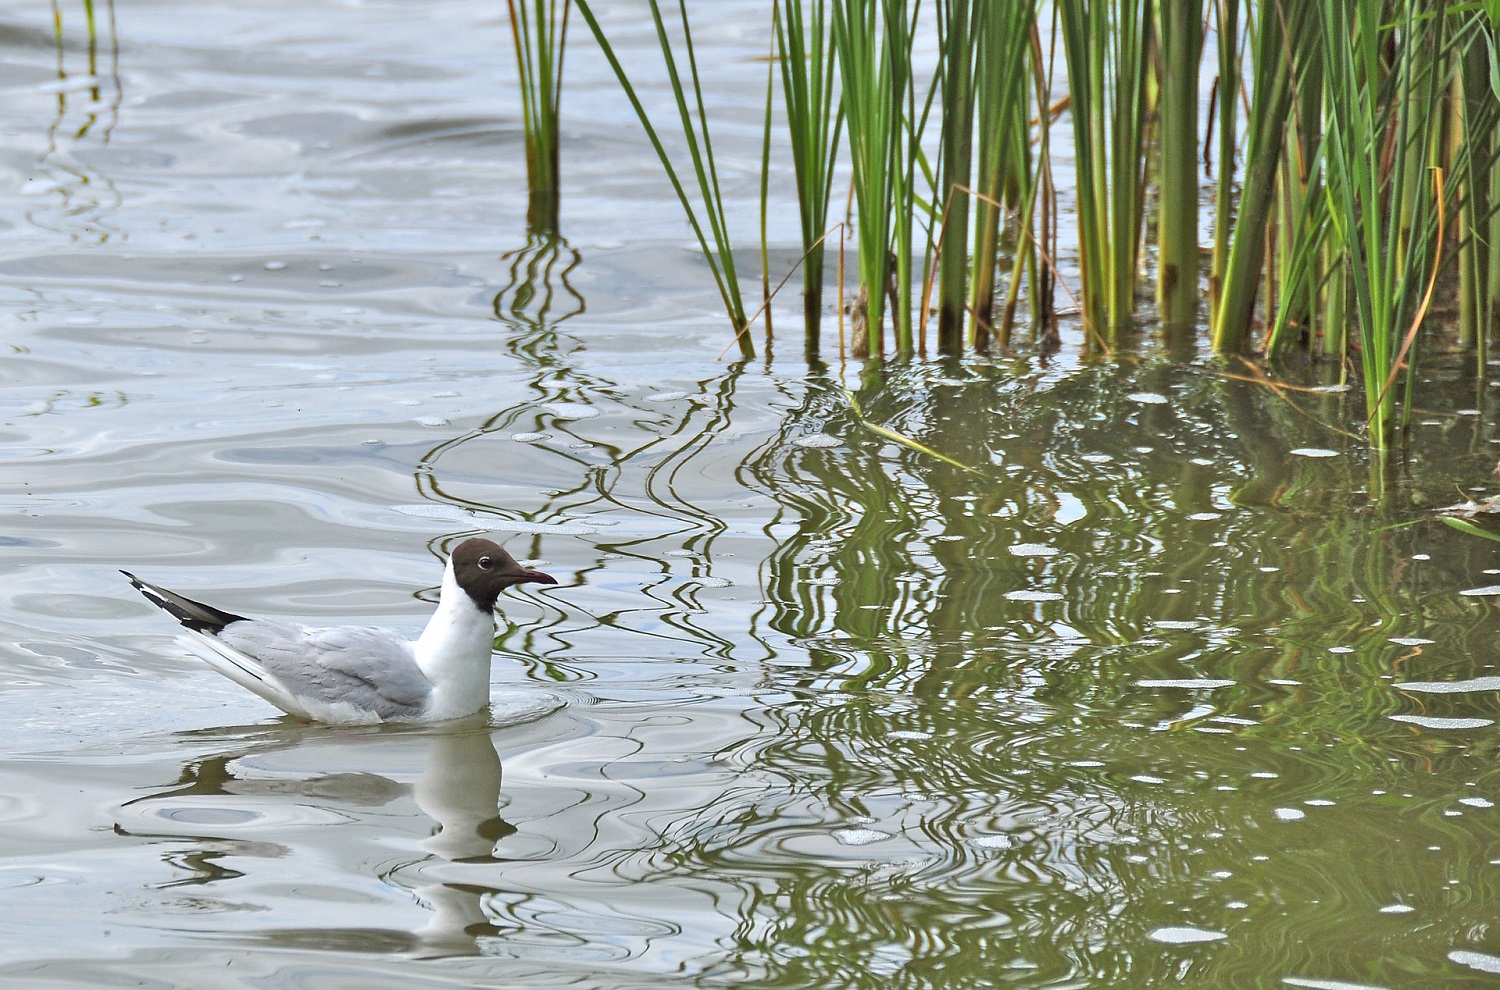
[
  {"xmin": 1206, "ymin": 1, "xmax": 1499, "ymax": 450},
  {"xmin": 565, "ymin": 1, "xmax": 1500, "ymax": 451}
]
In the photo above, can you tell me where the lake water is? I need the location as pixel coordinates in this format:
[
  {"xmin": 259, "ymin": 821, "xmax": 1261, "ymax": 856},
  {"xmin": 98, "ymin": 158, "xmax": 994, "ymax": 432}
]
[{"xmin": 4, "ymin": 1, "xmax": 1500, "ymax": 986}]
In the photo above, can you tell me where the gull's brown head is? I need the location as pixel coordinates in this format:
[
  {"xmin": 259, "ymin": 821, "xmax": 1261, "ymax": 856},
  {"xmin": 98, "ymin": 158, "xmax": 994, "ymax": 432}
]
[{"xmin": 450, "ymin": 537, "xmax": 557, "ymax": 611}]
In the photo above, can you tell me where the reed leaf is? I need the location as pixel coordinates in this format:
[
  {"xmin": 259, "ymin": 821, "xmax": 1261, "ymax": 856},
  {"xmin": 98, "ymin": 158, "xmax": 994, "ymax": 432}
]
[
  {"xmin": 844, "ymin": 389, "xmax": 983, "ymax": 475},
  {"xmin": 1441, "ymin": 515, "xmax": 1500, "ymax": 543}
]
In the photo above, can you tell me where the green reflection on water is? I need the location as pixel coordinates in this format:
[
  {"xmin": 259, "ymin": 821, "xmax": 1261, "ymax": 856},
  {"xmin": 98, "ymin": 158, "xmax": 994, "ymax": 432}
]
[
  {"xmin": 637, "ymin": 358, "xmax": 1498, "ymax": 986},
  {"xmin": 97, "ymin": 340, "xmax": 1500, "ymax": 987},
  {"xmin": 376, "ymin": 307, "xmax": 1500, "ymax": 984}
]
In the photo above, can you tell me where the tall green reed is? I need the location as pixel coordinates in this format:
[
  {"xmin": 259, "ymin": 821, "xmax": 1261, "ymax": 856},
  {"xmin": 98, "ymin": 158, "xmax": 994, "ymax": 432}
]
[
  {"xmin": 932, "ymin": 1, "xmax": 974, "ymax": 354},
  {"xmin": 1209, "ymin": 0, "xmax": 1317, "ymax": 351},
  {"xmin": 967, "ymin": 2, "xmax": 1037, "ymax": 350},
  {"xmin": 506, "ymin": 0, "xmax": 569, "ymax": 234},
  {"xmin": 1317, "ymin": 0, "xmax": 1447, "ymax": 450},
  {"xmin": 830, "ymin": 0, "xmax": 921, "ymax": 358},
  {"xmin": 772, "ymin": 0, "xmax": 842, "ymax": 352},
  {"xmin": 1056, "ymin": 0, "xmax": 1151, "ymax": 343},
  {"xmin": 575, "ymin": 0, "xmax": 756, "ymax": 358},
  {"xmin": 1155, "ymin": 0, "xmax": 1203, "ymax": 324},
  {"xmin": 564, "ymin": 1, "xmax": 1500, "ymax": 456}
]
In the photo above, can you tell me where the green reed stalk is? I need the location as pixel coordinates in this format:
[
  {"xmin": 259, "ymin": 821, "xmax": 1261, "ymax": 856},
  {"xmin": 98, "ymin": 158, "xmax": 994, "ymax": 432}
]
[
  {"xmin": 1057, "ymin": 0, "xmax": 1151, "ymax": 342},
  {"xmin": 1309, "ymin": 21, "xmax": 1343, "ymax": 365},
  {"xmin": 773, "ymin": 0, "xmax": 842, "ymax": 348},
  {"xmin": 933, "ymin": 1, "xmax": 975, "ymax": 354},
  {"xmin": 1209, "ymin": 0, "xmax": 1316, "ymax": 351},
  {"xmin": 1318, "ymin": 0, "xmax": 1446, "ymax": 448},
  {"xmin": 1028, "ymin": 21, "xmax": 1057, "ymax": 338},
  {"xmin": 1207, "ymin": 0, "xmax": 1238, "ymax": 313},
  {"xmin": 1261, "ymin": 154, "xmax": 1332, "ymax": 356},
  {"xmin": 890, "ymin": 2, "xmax": 924, "ymax": 359},
  {"xmin": 575, "ymin": 0, "xmax": 755, "ymax": 357},
  {"xmin": 830, "ymin": 0, "xmax": 890, "ymax": 356},
  {"xmin": 1455, "ymin": 43, "xmax": 1482, "ymax": 350},
  {"xmin": 1319, "ymin": 241, "xmax": 1347, "ymax": 359},
  {"xmin": 1486, "ymin": 131, "xmax": 1500, "ymax": 354},
  {"xmin": 996, "ymin": 102, "xmax": 1043, "ymax": 346},
  {"xmin": 1055, "ymin": 0, "xmax": 1103, "ymax": 335},
  {"xmin": 1292, "ymin": 42, "xmax": 1326, "ymax": 345},
  {"xmin": 1262, "ymin": 35, "xmax": 1328, "ymax": 356},
  {"xmin": 1100, "ymin": 0, "xmax": 1149, "ymax": 332},
  {"xmin": 966, "ymin": 0, "xmax": 1035, "ymax": 351},
  {"xmin": 1155, "ymin": 0, "xmax": 1202, "ymax": 325},
  {"xmin": 507, "ymin": 0, "xmax": 569, "ymax": 234},
  {"xmin": 1490, "ymin": 118, "xmax": 1500, "ymax": 352},
  {"xmin": 831, "ymin": 0, "xmax": 918, "ymax": 358},
  {"xmin": 1454, "ymin": 15, "xmax": 1500, "ymax": 355},
  {"xmin": 760, "ymin": 37, "xmax": 775, "ymax": 342},
  {"xmin": 894, "ymin": 19, "xmax": 930, "ymax": 359}
]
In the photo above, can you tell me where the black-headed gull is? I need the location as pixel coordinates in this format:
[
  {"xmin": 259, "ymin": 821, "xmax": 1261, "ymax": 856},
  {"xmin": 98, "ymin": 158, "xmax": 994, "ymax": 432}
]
[{"xmin": 123, "ymin": 537, "xmax": 557, "ymax": 724}]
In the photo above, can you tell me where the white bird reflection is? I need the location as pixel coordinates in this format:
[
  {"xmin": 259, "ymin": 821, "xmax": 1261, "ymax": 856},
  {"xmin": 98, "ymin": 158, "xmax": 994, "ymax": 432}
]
[
  {"xmin": 404, "ymin": 724, "xmax": 517, "ymax": 954},
  {"xmin": 115, "ymin": 718, "xmax": 521, "ymax": 957}
]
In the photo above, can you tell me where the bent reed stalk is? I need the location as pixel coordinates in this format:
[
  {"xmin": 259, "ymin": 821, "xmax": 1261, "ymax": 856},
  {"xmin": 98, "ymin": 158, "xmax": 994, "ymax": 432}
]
[{"xmin": 575, "ymin": 0, "xmax": 756, "ymax": 358}]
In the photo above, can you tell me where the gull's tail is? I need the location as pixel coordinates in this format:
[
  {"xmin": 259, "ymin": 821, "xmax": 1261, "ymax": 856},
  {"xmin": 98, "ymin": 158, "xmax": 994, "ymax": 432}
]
[{"xmin": 121, "ymin": 571, "xmax": 247, "ymax": 635}]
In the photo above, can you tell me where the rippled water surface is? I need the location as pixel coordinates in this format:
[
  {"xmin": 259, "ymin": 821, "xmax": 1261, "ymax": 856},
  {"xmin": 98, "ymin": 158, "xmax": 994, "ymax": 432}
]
[{"xmin": 5, "ymin": 2, "xmax": 1500, "ymax": 987}]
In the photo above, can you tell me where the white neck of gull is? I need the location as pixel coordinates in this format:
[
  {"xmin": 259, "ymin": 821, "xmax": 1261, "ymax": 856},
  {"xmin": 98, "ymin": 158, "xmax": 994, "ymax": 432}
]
[{"xmin": 413, "ymin": 555, "xmax": 497, "ymax": 721}]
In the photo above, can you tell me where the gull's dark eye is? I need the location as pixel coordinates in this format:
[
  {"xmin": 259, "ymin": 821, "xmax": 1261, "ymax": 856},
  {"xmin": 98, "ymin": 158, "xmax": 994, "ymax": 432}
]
[{"xmin": 477, "ymin": 556, "xmax": 493, "ymax": 570}]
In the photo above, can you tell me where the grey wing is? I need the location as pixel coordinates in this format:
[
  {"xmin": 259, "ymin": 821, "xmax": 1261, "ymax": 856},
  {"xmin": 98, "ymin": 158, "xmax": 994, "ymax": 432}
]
[{"xmin": 217, "ymin": 620, "xmax": 432, "ymax": 718}]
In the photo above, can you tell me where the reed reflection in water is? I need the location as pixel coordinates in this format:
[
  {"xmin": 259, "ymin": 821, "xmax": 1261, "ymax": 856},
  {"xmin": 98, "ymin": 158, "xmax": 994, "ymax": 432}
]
[{"xmin": 344, "ymin": 301, "xmax": 1500, "ymax": 985}]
